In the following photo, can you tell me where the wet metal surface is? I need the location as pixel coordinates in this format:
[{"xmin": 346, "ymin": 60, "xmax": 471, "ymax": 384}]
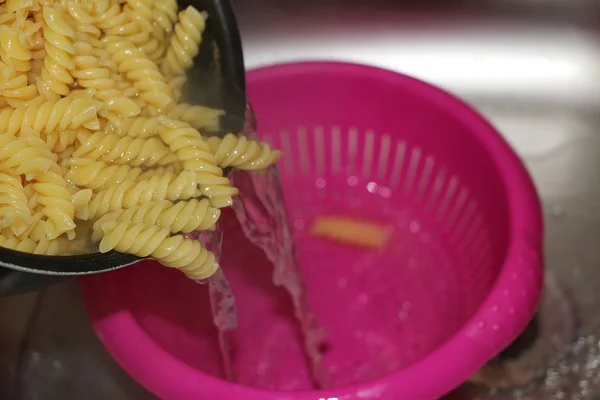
[{"xmin": 2, "ymin": 0, "xmax": 600, "ymax": 398}]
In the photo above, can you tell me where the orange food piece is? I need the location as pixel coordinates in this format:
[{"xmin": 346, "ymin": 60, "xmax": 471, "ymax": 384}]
[{"xmin": 309, "ymin": 215, "xmax": 392, "ymax": 249}]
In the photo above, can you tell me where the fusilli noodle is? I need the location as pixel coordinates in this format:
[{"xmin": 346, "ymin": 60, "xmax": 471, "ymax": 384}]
[
  {"xmin": 208, "ymin": 133, "xmax": 283, "ymax": 170},
  {"xmin": 79, "ymin": 171, "xmax": 201, "ymax": 220},
  {"xmin": 40, "ymin": 6, "xmax": 75, "ymax": 97},
  {"xmin": 0, "ymin": 96, "xmax": 101, "ymax": 135},
  {"xmin": 160, "ymin": 6, "xmax": 206, "ymax": 78},
  {"xmin": 167, "ymin": 103, "xmax": 224, "ymax": 132},
  {"xmin": 100, "ymin": 221, "xmax": 218, "ymax": 279},
  {"xmin": 92, "ymin": 198, "xmax": 220, "ymax": 241},
  {"xmin": 0, "ymin": 170, "xmax": 31, "ymax": 228}
]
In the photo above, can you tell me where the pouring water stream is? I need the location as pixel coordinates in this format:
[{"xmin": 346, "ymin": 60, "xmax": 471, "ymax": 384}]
[{"xmin": 200, "ymin": 106, "xmax": 329, "ymax": 387}]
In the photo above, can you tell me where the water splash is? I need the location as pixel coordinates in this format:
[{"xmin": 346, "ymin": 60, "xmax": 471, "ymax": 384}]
[
  {"xmin": 231, "ymin": 166, "xmax": 329, "ymax": 388},
  {"xmin": 195, "ymin": 227, "xmax": 238, "ymax": 381}
]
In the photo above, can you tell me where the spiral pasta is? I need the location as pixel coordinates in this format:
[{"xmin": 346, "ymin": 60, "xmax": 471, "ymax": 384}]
[
  {"xmin": 103, "ymin": 36, "xmax": 174, "ymax": 111},
  {"xmin": 79, "ymin": 171, "xmax": 201, "ymax": 220},
  {"xmin": 33, "ymin": 169, "xmax": 76, "ymax": 239},
  {"xmin": 74, "ymin": 131, "xmax": 177, "ymax": 167},
  {"xmin": 151, "ymin": 0, "xmax": 177, "ymax": 51},
  {"xmin": 40, "ymin": 6, "xmax": 76, "ymax": 98},
  {"xmin": 0, "ymin": 96, "xmax": 101, "ymax": 136},
  {"xmin": 0, "ymin": 134, "xmax": 55, "ymax": 178},
  {"xmin": 0, "ymin": 25, "xmax": 32, "ymax": 73},
  {"xmin": 167, "ymin": 103, "xmax": 224, "ymax": 132},
  {"xmin": 92, "ymin": 199, "xmax": 220, "ymax": 241},
  {"xmin": 208, "ymin": 134, "xmax": 283, "ymax": 170},
  {"xmin": 100, "ymin": 221, "xmax": 218, "ymax": 280},
  {"xmin": 0, "ymin": 170, "xmax": 32, "ymax": 228},
  {"xmin": 0, "ymin": 2, "xmax": 282, "ymax": 280},
  {"xmin": 161, "ymin": 6, "xmax": 206, "ymax": 78},
  {"xmin": 0, "ymin": 231, "xmax": 62, "ymax": 255},
  {"xmin": 65, "ymin": 159, "xmax": 143, "ymax": 190},
  {"xmin": 158, "ymin": 117, "xmax": 221, "ymax": 174},
  {"xmin": 104, "ymin": 116, "xmax": 161, "ymax": 139}
]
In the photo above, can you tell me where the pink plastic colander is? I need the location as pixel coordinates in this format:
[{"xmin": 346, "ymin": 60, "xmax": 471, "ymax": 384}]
[{"xmin": 80, "ymin": 61, "xmax": 544, "ymax": 400}]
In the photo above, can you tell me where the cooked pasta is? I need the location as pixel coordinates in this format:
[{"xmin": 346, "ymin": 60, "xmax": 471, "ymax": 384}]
[
  {"xmin": 78, "ymin": 171, "xmax": 201, "ymax": 220},
  {"xmin": 310, "ymin": 216, "xmax": 393, "ymax": 250},
  {"xmin": 41, "ymin": 6, "xmax": 76, "ymax": 98},
  {"xmin": 65, "ymin": 159, "xmax": 144, "ymax": 191},
  {"xmin": 0, "ymin": 96, "xmax": 101, "ymax": 135},
  {"xmin": 73, "ymin": 131, "xmax": 177, "ymax": 167},
  {"xmin": 0, "ymin": 170, "xmax": 32, "ymax": 228},
  {"xmin": 161, "ymin": 6, "xmax": 206, "ymax": 78},
  {"xmin": 167, "ymin": 102, "xmax": 224, "ymax": 132},
  {"xmin": 0, "ymin": 1, "xmax": 282, "ymax": 280},
  {"xmin": 92, "ymin": 199, "xmax": 220, "ymax": 240},
  {"xmin": 100, "ymin": 221, "xmax": 218, "ymax": 279},
  {"xmin": 0, "ymin": 231, "xmax": 62, "ymax": 255},
  {"xmin": 208, "ymin": 133, "xmax": 283, "ymax": 170}
]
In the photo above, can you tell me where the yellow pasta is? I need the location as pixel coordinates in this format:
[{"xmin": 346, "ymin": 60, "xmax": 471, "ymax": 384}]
[
  {"xmin": 157, "ymin": 117, "xmax": 220, "ymax": 174},
  {"xmin": 310, "ymin": 216, "xmax": 393, "ymax": 250},
  {"xmin": 104, "ymin": 116, "xmax": 161, "ymax": 138},
  {"xmin": 33, "ymin": 169, "xmax": 76, "ymax": 239},
  {"xmin": 167, "ymin": 102, "xmax": 224, "ymax": 132},
  {"xmin": 161, "ymin": 6, "xmax": 206, "ymax": 78},
  {"xmin": 73, "ymin": 131, "xmax": 177, "ymax": 167},
  {"xmin": 66, "ymin": 159, "xmax": 143, "ymax": 191},
  {"xmin": 151, "ymin": 0, "xmax": 177, "ymax": 51},
  {"xmin": 0, "ymin": 96, "xmax": 101, "ymax": 135},
  {"xmin": 0, "ymin": 231, "xmax": 62, "ymax": 255},
  {"xmin": 0, "ymin": 170, "xmax": 31, "ymax": 228},
  {"xmin": 100, "ymin": 221, "xmax": 218, "ymax": 280},
  {"xmin": 0, "ymin": 1, "xmax": 282, "ymax": 280},
  {"xmin": 41, "ymin": 6, "xmax": 75, "ymax": 97},
  {"xmin": 208, "ymin": 133, "xmax": 284, "ymax": 170},
  {"xmin": 102, "ymin": 36, "xmax": 173, "ymax": 111},
  {"xmin": 92, "ymin": 199, "xmax": 220, "ymax": 240},
  {"xmin": 78, "ymin": 171, "xmax": 201, "ymax": 220}
]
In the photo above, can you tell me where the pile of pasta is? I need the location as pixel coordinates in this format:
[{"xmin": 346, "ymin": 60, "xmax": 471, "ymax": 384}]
[{"xmin": 0, "ymin": 0, "xmax": 281, "ymax": 279}]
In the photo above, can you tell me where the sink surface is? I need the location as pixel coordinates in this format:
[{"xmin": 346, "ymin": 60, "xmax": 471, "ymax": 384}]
[{"xmin": 235, "ymin": 0, "xmax": 600, "ymax": 397}]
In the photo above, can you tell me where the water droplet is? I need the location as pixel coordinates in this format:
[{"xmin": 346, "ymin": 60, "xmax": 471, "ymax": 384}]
[
  {"xmin": 347, "ymin": 176, "xmax": 358, "ymax": 186},
  {"xmin": 402, "ymin": 301, "xmax": 411, "ymax": 310},
  {"xmin": 379, "ymin": 186, "xmax": 392, "ymax": 198},
  {"xmin": 398, "ymin": 311, "xmax": 408, "ymax": 321},
  {"xmin": 409, "ymin": 221, "xmax": 420, "ymax": 233},
  {"xmin": 337, "ymin": 278, "xmax": 348, "ymax": 288},
  {"xmin": 367, "ymin": 181, "xmax": 378, "ymax": 193},
  {"xmin": 492, "ymin": 324, "xmax": 499, "ymax": 331},
  {"xmin": 316, "ymin": 178, "xmax": 327, "ymax": 189},
  {"xmin": 491, "ymin": 305, "xmax": 499, "ymax": 312},
  {"xmin": 294, "ymin": 219, "xmax": 305, "ymax": 230},
  {"xmin": 478, "ymin": 321, "xmax": 486, "ymax": 329}
]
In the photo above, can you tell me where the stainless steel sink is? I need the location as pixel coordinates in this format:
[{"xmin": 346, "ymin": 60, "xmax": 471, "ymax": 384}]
[{"xmin": 234, "ymin": 0, "xmax": 600, "ymax": 397}]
